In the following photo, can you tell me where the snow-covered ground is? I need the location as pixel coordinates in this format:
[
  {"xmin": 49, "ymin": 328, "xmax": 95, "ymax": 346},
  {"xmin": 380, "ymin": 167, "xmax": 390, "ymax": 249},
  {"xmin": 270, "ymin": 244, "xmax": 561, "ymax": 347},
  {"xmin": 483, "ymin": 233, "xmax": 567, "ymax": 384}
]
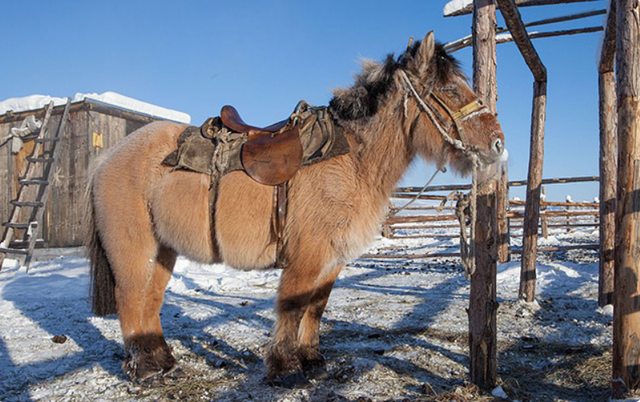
[{"xmin": 0, "ymin": 228, "xmax": 612, "ymax": 401}]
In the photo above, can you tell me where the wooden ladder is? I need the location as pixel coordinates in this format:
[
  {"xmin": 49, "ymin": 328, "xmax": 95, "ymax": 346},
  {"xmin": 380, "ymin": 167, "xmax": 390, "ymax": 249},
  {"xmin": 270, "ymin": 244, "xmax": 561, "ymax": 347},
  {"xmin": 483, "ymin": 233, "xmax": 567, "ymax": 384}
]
[{"xmin": 0, "ymin": 98, "xmax": 71, "ymax": 271}]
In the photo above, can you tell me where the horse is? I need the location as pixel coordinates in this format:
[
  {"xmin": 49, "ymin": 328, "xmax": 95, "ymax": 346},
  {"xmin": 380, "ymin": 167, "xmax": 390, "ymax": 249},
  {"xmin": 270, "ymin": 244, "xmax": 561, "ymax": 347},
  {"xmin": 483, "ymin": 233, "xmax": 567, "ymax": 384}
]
[{"xmin": 86, "ymin": 32, "xmax": 505, "ymax": 388}]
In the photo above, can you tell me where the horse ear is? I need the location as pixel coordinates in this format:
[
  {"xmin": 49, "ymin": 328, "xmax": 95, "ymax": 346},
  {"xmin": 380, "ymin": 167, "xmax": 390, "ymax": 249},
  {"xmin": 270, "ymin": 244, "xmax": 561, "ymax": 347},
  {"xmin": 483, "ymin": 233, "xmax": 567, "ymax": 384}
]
[{"xmin": 419, "ymin": 31, "xmax": 436, "ymax": 64}]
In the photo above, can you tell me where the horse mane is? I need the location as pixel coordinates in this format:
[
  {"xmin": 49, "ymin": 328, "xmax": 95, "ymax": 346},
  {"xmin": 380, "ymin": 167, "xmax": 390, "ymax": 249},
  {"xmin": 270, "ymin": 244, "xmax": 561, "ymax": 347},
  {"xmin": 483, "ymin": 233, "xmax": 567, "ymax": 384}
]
[{"xmin": 329, "ymin": 41, "xmax": 463, "ymax": 121}]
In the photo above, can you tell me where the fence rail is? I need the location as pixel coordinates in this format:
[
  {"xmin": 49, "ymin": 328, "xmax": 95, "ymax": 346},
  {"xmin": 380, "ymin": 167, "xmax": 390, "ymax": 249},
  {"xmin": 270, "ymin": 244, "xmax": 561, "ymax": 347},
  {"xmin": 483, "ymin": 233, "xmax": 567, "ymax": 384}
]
[{"xmin": 375, "ymin": 176, "xmax": 600, "ymax": 258}]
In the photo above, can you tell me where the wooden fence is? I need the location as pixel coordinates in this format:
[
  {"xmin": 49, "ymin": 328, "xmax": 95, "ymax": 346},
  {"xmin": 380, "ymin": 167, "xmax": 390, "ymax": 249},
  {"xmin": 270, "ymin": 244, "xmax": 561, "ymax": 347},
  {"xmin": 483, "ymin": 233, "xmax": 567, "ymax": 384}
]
[{"xmin": 369, "ymin": 176, "xmax": 600, "ymax": 259}]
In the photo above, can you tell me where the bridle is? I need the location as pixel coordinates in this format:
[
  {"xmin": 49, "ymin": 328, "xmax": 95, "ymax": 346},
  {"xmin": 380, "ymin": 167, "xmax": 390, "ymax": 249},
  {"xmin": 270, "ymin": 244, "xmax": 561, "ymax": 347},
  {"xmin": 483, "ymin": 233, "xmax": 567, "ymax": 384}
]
[
  {"xmin": 399, "ymin": 69, "xmax": 489, "ymax": 160},
  {"xmin": 397, "ymin": 69, "xmax": 493, "ymax": 278}
]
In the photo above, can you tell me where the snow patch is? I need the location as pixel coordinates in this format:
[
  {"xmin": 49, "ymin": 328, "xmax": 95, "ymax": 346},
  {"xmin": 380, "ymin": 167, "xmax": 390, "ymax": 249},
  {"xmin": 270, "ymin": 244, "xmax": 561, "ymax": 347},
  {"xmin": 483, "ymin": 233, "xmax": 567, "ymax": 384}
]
[
  {"xmin": 0, "ymin": 95, "xmax": 67, "ymax": 116},
  {"xmin": 73, "ymin": 92, "xmax": 190, "ymax": 124},
  {"xmin": 0, "ymin": 92, "xmax": 190, "ymax": 124},
  {"xmin": 443, "ymin": 0, "xmax": 472, "ymax": 16}
]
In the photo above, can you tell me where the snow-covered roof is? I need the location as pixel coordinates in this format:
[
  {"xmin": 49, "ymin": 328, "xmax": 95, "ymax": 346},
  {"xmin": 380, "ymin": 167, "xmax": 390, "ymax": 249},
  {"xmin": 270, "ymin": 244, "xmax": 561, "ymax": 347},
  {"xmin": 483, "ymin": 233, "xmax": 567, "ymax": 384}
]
[
  {"xmin": 0, "ymin": 92, "xmax": 191, "ymax": 124},
  {"xmin": 443, "ymin": 0, "xmax": 472, "ymax": 17}
]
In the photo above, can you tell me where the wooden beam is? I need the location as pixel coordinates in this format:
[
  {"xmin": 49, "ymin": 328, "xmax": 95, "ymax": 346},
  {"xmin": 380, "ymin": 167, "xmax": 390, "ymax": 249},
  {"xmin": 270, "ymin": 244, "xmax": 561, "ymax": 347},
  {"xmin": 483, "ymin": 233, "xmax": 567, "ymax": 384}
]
[
  {"xmin": 395, "ymin": 176, "xmax": 599, "ymax": 195},
  {"xmin": 612, "ymin": 0, "xmax": 640, "ymax": 397},
  {"xmin": 445, "ymin": 8, "xmax": 606, "ymax": 53},
  {"xmin": 514, "ymin": 8, "xmax": 606, "ymax": 29},
  {"xmin": 445, "ymin": 0, "xmax": 601, "ymax": 17},
  {"xmin": 495, "ymin": 0, "xmax": 547, "ymax": 81},
  {"xmin": 507, "ymin": 175, "xmax": 599, "ymax": 187}
]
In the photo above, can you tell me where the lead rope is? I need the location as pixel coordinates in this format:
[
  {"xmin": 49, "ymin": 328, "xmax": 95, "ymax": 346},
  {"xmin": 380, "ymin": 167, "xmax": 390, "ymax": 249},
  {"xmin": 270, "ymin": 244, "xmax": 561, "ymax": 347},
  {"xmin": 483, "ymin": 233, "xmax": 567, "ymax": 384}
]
[
  {"xmin": 391, "ymin": 167, "xmax": 445, "ymax": 215},
  {"xmin": 400, "ymin": 69, "xmax": 480, "ymax": 279}
]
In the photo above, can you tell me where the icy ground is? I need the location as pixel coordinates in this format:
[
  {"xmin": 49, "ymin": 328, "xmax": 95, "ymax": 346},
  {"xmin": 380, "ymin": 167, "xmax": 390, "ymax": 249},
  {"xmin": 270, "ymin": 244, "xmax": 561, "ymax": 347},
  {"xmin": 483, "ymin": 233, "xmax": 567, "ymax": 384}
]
[{"xmin": 0, "ymin": 229, "xmax": 613, "ymax": 401}]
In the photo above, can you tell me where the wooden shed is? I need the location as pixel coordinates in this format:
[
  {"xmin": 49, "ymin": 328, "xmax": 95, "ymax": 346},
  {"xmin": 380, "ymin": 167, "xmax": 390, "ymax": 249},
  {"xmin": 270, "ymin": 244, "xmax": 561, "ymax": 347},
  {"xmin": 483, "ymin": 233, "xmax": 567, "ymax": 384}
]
[{"xmin": 0, "ymin": 98, "xmax": 185, "ymax": 247}]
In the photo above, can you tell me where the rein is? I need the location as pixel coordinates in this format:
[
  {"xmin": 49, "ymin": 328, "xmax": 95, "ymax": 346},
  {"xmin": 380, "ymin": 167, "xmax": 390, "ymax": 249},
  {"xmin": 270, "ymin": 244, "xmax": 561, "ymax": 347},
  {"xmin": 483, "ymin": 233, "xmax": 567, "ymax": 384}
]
[{"xmin": 399, "ymin": 69, "xmax": 486, "ymax": 278}]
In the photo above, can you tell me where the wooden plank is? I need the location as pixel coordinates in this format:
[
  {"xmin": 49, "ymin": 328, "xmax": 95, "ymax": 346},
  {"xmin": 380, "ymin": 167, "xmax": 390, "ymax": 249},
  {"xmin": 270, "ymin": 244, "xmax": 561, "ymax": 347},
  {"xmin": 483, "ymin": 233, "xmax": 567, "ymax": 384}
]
[
  {"xmin": 445, "ymin": 0, "xmax": 601, "ymax": 17},
  {"xmin": 509, "ymin": 199, "xmax": 599, "ymax": 207},
  {"xmin": 509, "ymin": 244, "xmax": 599, "ymax": 254},
  {"xmin": 394, "ymin": 176, "xmax": 599, "ymax": 195},
  {"xmin": 447, "ymin": 26, "xmax": 604, "ymax": 53},
  {"xmin": 612, "ymin": 0, "xmax": 640, "ymax": 396}
]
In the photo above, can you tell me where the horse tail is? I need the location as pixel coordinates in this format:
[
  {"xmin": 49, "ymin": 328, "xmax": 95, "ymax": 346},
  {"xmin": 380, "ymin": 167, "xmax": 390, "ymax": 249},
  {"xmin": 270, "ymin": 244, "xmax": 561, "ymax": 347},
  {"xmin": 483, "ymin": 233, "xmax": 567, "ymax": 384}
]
[{"xmin": 84, "ymin": 159, "xmax": 117, "ymax": 316}]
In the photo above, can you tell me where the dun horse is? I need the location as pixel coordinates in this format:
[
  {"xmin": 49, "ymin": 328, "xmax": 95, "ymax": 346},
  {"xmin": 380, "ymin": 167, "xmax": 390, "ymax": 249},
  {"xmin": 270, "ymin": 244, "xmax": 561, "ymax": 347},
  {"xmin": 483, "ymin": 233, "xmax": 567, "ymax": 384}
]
[{"xmin": 87, "ymin": 32, "xmax": 504, "ymax": 387}]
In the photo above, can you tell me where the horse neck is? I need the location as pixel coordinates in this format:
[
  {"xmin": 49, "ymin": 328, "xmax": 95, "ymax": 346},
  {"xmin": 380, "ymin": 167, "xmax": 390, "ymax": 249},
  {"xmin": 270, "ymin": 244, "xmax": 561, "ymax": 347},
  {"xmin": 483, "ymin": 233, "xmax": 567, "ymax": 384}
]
[{"xmin": 349, "ymin": 112, "xmax": 415, "ymax": 199}]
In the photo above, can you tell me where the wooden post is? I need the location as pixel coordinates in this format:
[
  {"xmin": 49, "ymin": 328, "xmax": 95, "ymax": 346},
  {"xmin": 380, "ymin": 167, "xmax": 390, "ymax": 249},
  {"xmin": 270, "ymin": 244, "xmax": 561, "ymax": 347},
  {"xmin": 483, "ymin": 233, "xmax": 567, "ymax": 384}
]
[
  {"xmin": 496, "ymin": 0, "xmax": 548, "ymax": 303},
  {"xmin": 497, "ymin": 163, "xmax": 510, "ymax": 262},
  {"xmin": 612, "ymin": 0, "xmax": 640, "ymax": 397},
  {"xmin": 597, "ymin": 1, "xmax": 616, "ymax": 307},
  {"xmin": 541, "ymin": 186, "xmax": 549, "ymax": 238},
  {"xmin": 519, "ymin": 80, "xmax": 547, "ymax": 301},
  {"xmin": 469, "ymin": 0, "xmax": 498, "ymax": 389}
]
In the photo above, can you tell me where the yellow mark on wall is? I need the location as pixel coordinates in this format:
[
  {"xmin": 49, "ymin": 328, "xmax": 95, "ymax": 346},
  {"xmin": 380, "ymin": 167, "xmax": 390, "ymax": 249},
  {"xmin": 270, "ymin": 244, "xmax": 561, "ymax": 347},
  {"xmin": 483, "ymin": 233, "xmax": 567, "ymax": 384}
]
[{"xmin": 92, "ymin": 132, "xmax": 103, "ymax": 149}]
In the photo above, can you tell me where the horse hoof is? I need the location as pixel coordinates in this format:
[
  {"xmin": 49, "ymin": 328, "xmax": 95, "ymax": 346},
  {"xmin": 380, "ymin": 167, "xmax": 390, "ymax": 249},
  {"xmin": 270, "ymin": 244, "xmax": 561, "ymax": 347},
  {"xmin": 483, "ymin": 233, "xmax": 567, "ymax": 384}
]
[
  {"xmin": 305, "ymin": 366, "xmax": 330, "ymax": 381},
  {"xmin": 136, "ymin": 369, "xmax": 164, "ymax": 385},
  {"xmin": 163, "ymin": 364, "xmax": 185, "ymax": 379},
  {"xmin": 265, "ymin": 371, "xmax": 313, "ymax": 389}
]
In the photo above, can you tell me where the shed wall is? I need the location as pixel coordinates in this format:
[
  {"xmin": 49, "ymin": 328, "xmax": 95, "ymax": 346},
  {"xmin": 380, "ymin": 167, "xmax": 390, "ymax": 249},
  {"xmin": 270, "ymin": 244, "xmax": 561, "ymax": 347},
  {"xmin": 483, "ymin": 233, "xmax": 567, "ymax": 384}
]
[{"xmin": 0, "ymin": 101, "xmax": 164, "ymax": 247}]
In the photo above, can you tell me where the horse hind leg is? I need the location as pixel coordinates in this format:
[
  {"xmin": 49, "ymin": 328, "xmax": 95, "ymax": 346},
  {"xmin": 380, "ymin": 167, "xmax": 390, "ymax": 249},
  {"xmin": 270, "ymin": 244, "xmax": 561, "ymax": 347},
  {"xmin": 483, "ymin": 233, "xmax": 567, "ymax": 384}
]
[
  {"xmin": 125, "ymin": 246, "xmax": 178, "ymax": 381},
  {"xmin": 102, "ymin": 217, "xmax": 175, "ymax": 382},
  {"xmin": 297, "ymin": 264, "xmax": 344, "ymax": 380}
]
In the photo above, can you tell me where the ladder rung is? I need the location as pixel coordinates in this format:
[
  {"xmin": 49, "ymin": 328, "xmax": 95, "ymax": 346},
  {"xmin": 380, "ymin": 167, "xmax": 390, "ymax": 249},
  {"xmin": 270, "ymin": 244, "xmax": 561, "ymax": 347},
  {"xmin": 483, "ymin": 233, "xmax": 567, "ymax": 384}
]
[
  {"xmin": 2, "ymin": 222, "xmax": 34, "ymax": 229},
  {"xmin": 35, "ymin": 137, "xmax": 60, "ymax": 143},
  {"xmin": 9, "ymin": 239, "xmax": 45, "ymax": 249},
  {"xmin": 19, "ymin": 179, "xmax": 49, "ymax": 186},
  {"xmin": 0, "ymin": 247, "xmax": 29, "ymax": 255},
  {"xmin": 26, "ymin": 157, "xmax": 54, "ymax": 163},
  {"xmin": 10, "ymin": 200, "xmax": 43, "ymax": 207}
]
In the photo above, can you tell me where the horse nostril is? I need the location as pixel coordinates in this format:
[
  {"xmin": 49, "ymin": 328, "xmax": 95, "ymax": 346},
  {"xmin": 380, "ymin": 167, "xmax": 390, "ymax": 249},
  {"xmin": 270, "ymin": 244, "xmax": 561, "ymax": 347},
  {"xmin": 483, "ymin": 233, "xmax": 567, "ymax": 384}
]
[{"xmin": 491, "ymin": 138, "xmax": 503, "ymax": 155}]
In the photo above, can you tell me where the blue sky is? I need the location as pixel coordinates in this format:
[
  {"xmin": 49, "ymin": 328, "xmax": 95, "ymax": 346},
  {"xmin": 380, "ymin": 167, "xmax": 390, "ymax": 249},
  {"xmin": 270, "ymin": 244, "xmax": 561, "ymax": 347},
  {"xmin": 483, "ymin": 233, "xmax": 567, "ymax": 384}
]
[{"xmin": 0, "ymin": 1, "xmax": 604, "ymax": 201}]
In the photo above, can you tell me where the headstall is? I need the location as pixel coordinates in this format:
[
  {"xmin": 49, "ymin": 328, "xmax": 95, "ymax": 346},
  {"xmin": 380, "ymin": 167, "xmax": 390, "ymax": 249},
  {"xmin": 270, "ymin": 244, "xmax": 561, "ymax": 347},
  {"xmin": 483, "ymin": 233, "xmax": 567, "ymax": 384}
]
[{"xmin": 398, "ymin": 69, "xmax": 494, "ymax": 278}]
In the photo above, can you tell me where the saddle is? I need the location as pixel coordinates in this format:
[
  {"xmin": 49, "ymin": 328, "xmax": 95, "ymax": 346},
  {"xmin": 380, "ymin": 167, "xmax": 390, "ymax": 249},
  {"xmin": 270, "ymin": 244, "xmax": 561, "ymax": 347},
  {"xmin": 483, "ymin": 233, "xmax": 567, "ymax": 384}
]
[{"xmin": 220, "ymin": 104, "xmax": 304, "ymax": 186}]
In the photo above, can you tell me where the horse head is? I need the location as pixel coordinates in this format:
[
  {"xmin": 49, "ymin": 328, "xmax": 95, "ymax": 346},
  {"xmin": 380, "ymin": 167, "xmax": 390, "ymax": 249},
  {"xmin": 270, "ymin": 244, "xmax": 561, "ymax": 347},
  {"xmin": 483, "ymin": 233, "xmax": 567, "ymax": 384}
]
[{"xmin": 400, "ymin": 32, "xmax": 505, "ymax": 176}]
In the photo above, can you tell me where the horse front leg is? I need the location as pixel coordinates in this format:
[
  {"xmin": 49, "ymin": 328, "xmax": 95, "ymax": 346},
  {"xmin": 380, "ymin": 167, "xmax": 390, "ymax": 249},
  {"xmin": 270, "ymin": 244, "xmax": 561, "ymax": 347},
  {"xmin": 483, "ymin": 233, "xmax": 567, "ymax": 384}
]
[
  {"xmin": 297, "ymin": 264, "xmax": 344, "ymax": 380},
  {"xmin": 265, "ymin": 255, "xmax": 328, "ymax": 388}
]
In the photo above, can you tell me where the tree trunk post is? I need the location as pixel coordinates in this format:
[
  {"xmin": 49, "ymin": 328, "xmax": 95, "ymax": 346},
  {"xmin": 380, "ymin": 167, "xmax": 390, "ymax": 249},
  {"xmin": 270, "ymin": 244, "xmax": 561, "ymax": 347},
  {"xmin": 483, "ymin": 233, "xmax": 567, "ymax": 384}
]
[
  {"xmin": 598, "ymin": 0, "xmax": 617, "ymax": 308},
  {"xmin": 469, "ymin": 0, "xmax": 498, "ymax": 390},
  {"xmin": 519, "ymin": 80, "xmax": 547, "ymax": 301},
  {"xmin": 612, "ymin": 0, "xmax": 640, "ymax": 397}
]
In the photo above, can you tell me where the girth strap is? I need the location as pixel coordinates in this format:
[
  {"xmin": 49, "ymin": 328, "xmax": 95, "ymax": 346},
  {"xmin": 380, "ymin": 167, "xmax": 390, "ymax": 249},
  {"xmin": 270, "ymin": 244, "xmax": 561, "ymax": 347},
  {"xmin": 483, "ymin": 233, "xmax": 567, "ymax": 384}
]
[{"xmin": 273, "ymin": 182, "xmax": 289, "ymax": 268}]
